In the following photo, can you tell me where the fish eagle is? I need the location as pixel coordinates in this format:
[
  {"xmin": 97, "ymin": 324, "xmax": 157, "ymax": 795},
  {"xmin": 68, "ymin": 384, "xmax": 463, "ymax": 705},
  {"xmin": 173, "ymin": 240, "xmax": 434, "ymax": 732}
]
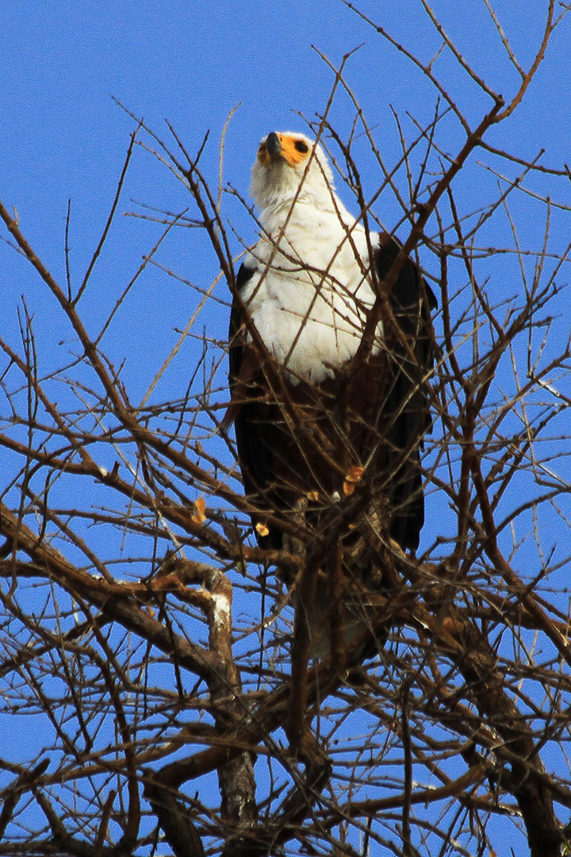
[{"xmin": 228, "ymin": 131, "xmax": 436, "ymax": 561}]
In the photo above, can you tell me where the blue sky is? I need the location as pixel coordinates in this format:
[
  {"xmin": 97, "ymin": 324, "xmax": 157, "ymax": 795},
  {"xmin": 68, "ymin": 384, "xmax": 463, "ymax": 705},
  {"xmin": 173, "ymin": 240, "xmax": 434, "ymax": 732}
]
[
  {"xmin": 2, "ymin": 2, "xmax": 569, "ymax": 244},
  {"xmin": 2, "ymin": 1, "xmax": 569, "ymax": 389},
  {"xmin": 1, "ymin": 4, "xmax": 570, "ymax": 853}
]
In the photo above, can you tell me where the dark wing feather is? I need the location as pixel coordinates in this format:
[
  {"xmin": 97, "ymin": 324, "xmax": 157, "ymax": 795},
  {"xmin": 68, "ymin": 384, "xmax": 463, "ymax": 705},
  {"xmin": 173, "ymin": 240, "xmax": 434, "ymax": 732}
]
[
  {"xmin": 228, "ymin": 262, "xmax": 255, "ymax": 390},
  {"xmin": 376, "ymin": 233, "xmax": 437, "ymax": 551},
  {"xmin": 228, "ymin": 263, "xmax": 284, "ymax": 548}
]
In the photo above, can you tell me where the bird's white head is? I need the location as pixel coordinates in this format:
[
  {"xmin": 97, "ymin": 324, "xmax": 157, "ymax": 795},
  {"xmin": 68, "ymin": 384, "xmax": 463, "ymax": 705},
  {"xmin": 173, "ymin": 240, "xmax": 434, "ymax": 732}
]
[{"xmin": 250, "ymin": 131, "xmax": 337, "ymax": 212}]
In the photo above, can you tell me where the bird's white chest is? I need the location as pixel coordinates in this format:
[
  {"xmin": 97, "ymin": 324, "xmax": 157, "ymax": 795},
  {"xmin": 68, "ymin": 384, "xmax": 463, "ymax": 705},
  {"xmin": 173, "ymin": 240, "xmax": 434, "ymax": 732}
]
[{"xmin": 241, "ymin": 213, "xmax": 380, "ymax": 383}]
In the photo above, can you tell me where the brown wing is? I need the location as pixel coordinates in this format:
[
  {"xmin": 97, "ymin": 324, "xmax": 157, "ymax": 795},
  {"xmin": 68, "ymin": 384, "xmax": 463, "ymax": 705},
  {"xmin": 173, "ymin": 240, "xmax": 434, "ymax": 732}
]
[
  {"xmin": 376, "ymin": 232, "xmax": 437, "ymax": 551},
  {"xmin": 228, "ymin": 262, "xmax": 289, "ymax": 548}
]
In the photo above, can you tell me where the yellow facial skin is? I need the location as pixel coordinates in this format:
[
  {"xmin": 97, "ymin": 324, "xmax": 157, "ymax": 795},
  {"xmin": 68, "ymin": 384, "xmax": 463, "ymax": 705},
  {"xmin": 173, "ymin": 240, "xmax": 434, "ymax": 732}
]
[{"xmin": 257, "ymin": 133, "xmax": 311, "ymax": 169}]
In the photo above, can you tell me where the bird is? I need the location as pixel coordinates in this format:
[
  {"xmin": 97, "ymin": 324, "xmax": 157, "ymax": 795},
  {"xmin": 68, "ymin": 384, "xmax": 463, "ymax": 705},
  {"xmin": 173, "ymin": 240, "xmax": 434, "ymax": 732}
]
[{"xmin": 227, "ymin": 131, "xmax": 436, "ymax": 566}]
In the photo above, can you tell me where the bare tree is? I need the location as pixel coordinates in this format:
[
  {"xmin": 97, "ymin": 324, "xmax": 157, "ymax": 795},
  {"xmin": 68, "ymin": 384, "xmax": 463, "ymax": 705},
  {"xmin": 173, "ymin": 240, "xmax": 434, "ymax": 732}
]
[{"xmin": 1, "ymin": 3, "xmax": 571, "ymax": 856}]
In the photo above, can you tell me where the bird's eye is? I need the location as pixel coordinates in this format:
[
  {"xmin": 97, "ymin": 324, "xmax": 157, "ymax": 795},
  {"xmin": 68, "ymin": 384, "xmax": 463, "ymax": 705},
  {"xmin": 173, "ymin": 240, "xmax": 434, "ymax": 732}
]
[{"xmin": 294, "ymin": 140, "xmax": 309, "ymax": 154}]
